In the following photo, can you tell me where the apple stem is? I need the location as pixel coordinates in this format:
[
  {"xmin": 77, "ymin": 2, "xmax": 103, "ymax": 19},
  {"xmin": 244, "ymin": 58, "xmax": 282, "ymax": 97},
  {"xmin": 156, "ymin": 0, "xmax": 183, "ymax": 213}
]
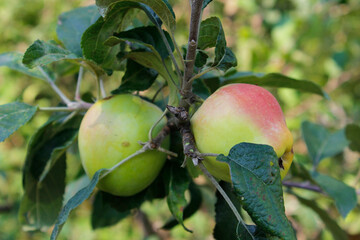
[
  {"xmin": 148, "ymin": 109, "xmax": 168, "ymax": 141},
  {"xmin": 198, "ymin": 162, "xmax": 255, "ymax": 240}
]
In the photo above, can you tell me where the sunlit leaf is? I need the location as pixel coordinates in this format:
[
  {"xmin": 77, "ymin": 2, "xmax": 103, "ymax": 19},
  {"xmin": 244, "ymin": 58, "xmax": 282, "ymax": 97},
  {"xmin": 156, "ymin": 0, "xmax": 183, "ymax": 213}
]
[
  {"xmin": 312, "ymin": 172, "xmax": 357, "ymax": 218},
  {"xmin": 22, "ymin": 40, "xmax": 78, "ymax": 68},
  {"xmin": 301, "ymin": 121, "xmax": 349, "ymax": 167},
  {"xmin": 221, "ymin": 72, "xmax": 328, "ymax": 98},
  {"xmin": 57, "ymin": 5, "xmax": 100, "ymax": 57},
  {"xmin": 0, "ymin": 102, "xmax": 37, "ymax": 142},
  {"xmin": 51, "ymin": 169, "xmax": 107, "ymax": 240},
  {"xmin": 0, "ymin": 52, "xmax": 46, "ymax": 80}
]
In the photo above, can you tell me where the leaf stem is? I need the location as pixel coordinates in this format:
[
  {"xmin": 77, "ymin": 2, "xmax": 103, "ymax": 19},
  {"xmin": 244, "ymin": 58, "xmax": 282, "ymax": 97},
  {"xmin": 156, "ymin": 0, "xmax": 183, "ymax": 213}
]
[
  {"xmin": 38, "ymin": 66, "xmax": 72, "ymax": 105},
  {"xmin": 188, "ymin": 67, "xmax": 216, "ymax": 84},
  {"xmin": 198, "ymin": 162, "xmax": 255, "ymax": 240},
  {"xmin": 158, "ymin": 28, "xmax": 183, "ymax": 81},
  {"xmin": 75, "ymin": 67, "xmax": 84, "ymax": 101},
  {"xmin": 39, "ymin": 107, "xmax": 75, "ymax": 112}
]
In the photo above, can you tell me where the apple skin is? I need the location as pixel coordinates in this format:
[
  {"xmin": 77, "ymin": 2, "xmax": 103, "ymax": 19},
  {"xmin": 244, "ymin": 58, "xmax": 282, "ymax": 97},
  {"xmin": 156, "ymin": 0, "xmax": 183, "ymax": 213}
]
[
  {"xmin": 78, "ymin": 94, "xmax": 169, "ymax": 196},
  {"xmin": 191, "ymin": 83, "xmax": 293, "ymax": 182}
]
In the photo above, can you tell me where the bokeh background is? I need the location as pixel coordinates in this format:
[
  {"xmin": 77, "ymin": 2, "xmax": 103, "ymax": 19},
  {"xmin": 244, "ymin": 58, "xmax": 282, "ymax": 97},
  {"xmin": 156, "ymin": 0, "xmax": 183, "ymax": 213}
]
[{"xmin": 0, "ymin": 0, "xmax": 359, "ymax": 239}]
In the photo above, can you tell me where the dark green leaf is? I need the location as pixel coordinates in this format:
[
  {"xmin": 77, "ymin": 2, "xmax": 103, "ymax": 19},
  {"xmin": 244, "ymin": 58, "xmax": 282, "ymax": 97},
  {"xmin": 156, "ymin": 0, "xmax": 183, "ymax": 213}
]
[
  {"xmin": 345, "ymin": 124, "xmax": 360, "ymax": 152},
  {"xmin": 221, "ymin": 72, "xmax": 328, "ymax": 98},
  {"xmin": 202, "ymin": 0, "xmax": 213, "ymax": 10},
  {"xmin": 57, "ymin": 5, "xmax": 100, "ymax": 57},
  {"xmin": 192, "ymin": 78, "xmax": 211, "ymax": 100},
  {"xmin": 91, "ymin": 162, "xmax": 169, "ymax": 229},
  {"xmin": 213, "ymin": 182, "xmax": 271, "ymax": 240},
  {"xmin": 96, "ymin": 0, "xmax": 176, "ymax": 33},
  {"xmin": 198, "ymin": 17, "xmax": 226, "ymax": 65},
  {"xmin": 0, "ymin": 102, "xmax": 37, "ymax": 142},
  {"xmin": 293, "ymin": 193, "xmax": 348, "ymax": 240},
  {"xmin": 0, "ymin": 52, "xmax": 46, "ymax": 80},
  {"xmin": 91, "ymin": 191, "xmax": 131, "ymax": 229},
  {"xmin": 216, "ymin": 47, "xmax": 237, "ymax": 72},
  {"xmin": 111, "ymin": 59, "xmax": 158, "ymax": 94},
  {"xmin": 312, "ymin": 172, "xmax": 357, "ymax": 218},
  {"xmin": 19, "ymin": 113, "xmax": 81, "ymax": 230},
  {"xmin": 165, "ymin": 163, "xmax": 191, "ymax": 232},
  {"xmin": 162, "ymin": 182, "xmax": 202, "ymax": 230},
  {"xmin": 113, "ymin": 26, "xmax": 174, "ymax": 59},
  {"xmin": 80, "ymin": 4, "xmax": 128, "ymax": 71},
  {"xmin": 195, "ymin": 50, "xmax": 208, "ymax": 68},
  {"xmin": 217, "ymin": 143, "xmax": 295, "ymax": 239},
  {"xmin": 301, "ymin": 121, "xmax": 349, "ymax": 166},
  {"xmin": 22, "ymin": 40, "xmax": 78, "ymax": 68},
  {"xmin": 51, "ymin": 169, "xmax": 107, "ymax": 240}
]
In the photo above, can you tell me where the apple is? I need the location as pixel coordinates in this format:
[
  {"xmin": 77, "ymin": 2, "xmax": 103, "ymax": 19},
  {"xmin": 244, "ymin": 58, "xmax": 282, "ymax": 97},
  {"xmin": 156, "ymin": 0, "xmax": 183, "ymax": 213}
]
[
  {"xmin": 78, "ymin": 94, "xmax": 169, "ymax": 196},
  {"xmin": 191, "ymin": 83, "xmax": 293, "ymax": 182}
]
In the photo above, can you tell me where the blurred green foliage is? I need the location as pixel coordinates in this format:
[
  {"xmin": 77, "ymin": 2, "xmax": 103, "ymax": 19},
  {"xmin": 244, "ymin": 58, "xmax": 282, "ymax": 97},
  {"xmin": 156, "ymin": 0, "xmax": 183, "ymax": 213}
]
[{"xmin": 0, "ymin": 0, "xmax": 359, "ymax": 239}]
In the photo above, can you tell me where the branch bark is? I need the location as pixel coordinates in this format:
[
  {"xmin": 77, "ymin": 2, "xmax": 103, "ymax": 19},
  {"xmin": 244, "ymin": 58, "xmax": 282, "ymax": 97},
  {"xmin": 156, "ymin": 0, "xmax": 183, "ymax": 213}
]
[
  {"xmin": 180, "ymin": 0, "xmax": 204, "ymax": 109},
  {"xmin": 283, "ymin": 181, "xmax": 360, "ymax": 195}
]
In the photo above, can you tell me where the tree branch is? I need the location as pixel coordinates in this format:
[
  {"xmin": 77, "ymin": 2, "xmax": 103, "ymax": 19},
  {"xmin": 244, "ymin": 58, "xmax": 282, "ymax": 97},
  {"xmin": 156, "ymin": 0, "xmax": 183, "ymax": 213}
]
[
  {"xmin": 181, "ymin": 0, "xmax": 204, "ymax": 109},
  {"xmin": 283, "ymin": 181, "xmax": 360, "ymax": 195}
]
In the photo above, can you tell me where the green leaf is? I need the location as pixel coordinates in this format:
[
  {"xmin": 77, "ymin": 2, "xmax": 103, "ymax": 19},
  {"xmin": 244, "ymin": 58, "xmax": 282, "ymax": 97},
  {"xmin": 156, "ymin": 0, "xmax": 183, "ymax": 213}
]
[
  {"xmin": 312, "ymin": 172, "xmax": 357, "ymax": 218},
  {"xmin": 57, "ymin": 5, "xmax": 100, "ymax": 57},
  {"xmin": 216, "ymin": 47, "xmax": 237, "ymax": 72},
  {"xmin": 96, "ymin": 0, "xmax": 176, "ymax": 33},
  {"xmin": 197, "ymin": 17, "xmax": 236, "ymax": 71},
  {"xmin": 112, "ymin": 26, "xmax": 174, "ymax": 59},
  {"xmin": 162, "ymin": 182, "xmax": 202, "ymax": 230},
  {"xmin": 198, "ymin": 17, "xmax": 226, "ymax": 65},
  {"xmin": 217, "ymin": 143, "xmax": 296, "ymax": 240},
  {"xmin": 195, "ymin": 50, "xmax": 208, "ymax": 68},
  {"xmin": 301, "ymin": 121, "xmax": 349, "ymax": 166},
  {"xmin": 294, "ymin": 193, "xmax": 348, "ymax": 240},
  {"xmin": 0, "ymin": 52, "xmax": 46, "ymax": 80},
  {"xmin": 192, "ymin": 78, "xmax": 211, "ymax": 100},
  {"xmin": 91, "ymin": 163, "xmax": 169, "ymax": 229},
  {"xmin": 111, "ymin": 59, "xmax": 158, "ymax": 94},
  {"xmin": 221, "ymin": 72, "xmax": 328, "ymax": 98},
  {"xmin": 91, "ymin": 191, "xmax": 131, "ymax": 229},
  {"xmin": 0, "ymin": 102, "xmax": 37, "ymax": 142},
  {"xmin": 345, "ymin": 124, "xmax": 360, "ymax": 152},
  {"xmin": 19, "ymin": 113, "xmax": 81, "ymax": 230},
  {"xmin": 51, "ymin": 169, "xmax": 107, "ymax": 240},
  {"xmin": 165, "ymin": 163, "xmax": 191, "ymax": 232},
  {"xmin": 22, "ymin": 40, "xmax": 78, "ymax": 68},
  {"xmin": 202, "ymin": 0, "xmax": 213, "ymax": 10},
  {"xmin": 81, "ymin": 2, "xmax": 137, "ymax": 70}
]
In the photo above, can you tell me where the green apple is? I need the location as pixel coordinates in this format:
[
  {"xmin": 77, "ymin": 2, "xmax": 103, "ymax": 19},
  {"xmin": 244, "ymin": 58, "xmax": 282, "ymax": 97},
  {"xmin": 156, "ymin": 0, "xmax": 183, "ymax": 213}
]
[
  {"xmin": 191, "ymin": 83, "xmax": 293, "ymax": 182},
  {"xmin": 78, "ymin": 94, "xmax": 168, "ymax": 196}
]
